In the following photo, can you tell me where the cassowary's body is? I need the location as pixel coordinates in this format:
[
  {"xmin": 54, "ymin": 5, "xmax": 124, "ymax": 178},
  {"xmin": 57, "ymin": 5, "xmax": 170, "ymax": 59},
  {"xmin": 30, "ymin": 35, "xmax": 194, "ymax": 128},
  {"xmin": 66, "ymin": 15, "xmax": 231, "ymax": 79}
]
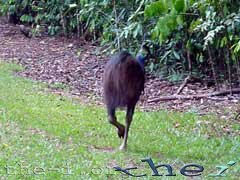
[
  {"xmin": 103, "ymin": 50, "xmax": 146, "ymax": 150},
  {"xmin": 104, "ymin": 51, "xmax": 145, "ymax": 109}
]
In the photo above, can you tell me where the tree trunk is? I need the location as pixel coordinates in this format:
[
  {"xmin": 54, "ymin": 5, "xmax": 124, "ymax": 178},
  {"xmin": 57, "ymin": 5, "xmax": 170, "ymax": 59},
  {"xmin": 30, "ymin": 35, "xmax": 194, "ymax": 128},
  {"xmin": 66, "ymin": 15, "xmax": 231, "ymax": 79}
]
[{"xmin": 207, "ymin": 45, "xmax": 219, "ymax": 90}]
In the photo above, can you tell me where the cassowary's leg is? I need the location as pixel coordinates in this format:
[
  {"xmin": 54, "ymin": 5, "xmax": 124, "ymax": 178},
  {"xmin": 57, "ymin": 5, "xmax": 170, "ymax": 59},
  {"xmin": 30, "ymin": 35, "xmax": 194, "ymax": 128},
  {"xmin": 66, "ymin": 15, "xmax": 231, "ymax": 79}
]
[
  {"xmin": 119, "ymin": 106, "xmax": 135, "ymax": 150},
  {"xmin": 108, "ymin": 107, "xmax": 125, "ymax": 138}
]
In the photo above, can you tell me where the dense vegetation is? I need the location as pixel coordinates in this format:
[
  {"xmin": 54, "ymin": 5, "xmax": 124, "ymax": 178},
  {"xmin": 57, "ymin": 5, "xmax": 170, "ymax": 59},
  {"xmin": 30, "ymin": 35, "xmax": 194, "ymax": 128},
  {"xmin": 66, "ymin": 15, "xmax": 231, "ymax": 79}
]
[{"xmin": 1, "ymin": 0, "xmax": 240, "ymax": 84}]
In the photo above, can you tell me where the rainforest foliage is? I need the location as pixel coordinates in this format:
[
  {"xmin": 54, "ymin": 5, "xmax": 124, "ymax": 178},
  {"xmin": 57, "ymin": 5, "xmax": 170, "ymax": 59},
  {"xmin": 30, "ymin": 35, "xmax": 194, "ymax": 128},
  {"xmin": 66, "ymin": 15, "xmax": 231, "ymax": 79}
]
[{"xmin": 1, "ymin": 0, "xmax": 240, "ymax": 84}]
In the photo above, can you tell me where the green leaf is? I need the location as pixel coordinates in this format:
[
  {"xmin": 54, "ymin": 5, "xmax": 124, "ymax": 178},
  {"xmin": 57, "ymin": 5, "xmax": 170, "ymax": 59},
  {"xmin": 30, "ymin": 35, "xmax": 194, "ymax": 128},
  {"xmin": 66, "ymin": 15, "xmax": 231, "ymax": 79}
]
[
  {"xmin": 133, "ymin": 24, "xmax": 142, "ymax": 38},
  {"xmin": 144, "ymin": 0, "xmax": 167, "ymax": 18},
  {"xmin": 173, "ymin": 51, "xmax": 180, "ymax": 60},
  {"xmin": 197, "ymin": 53, "xmax": 204, "ymax": 63},
  {"xmin": 69, "ymin": 3, "xmax": 77, "ymax": 8},
  {"xmin": 189, "ymin": 19, "xmax": 201, "ymax": 32},
  {"xmin": 220, "ymin": 37, "xmax": 227, "ymax": 48},
  {"xmin": 20, "ymin": 15, "xmax": 34, "ymax": 23},
  {"xmin": 174, "ymin": 0, "xmax": 185, "ymax": 13},
  {"xmin": 176, "ymin": 15, "xmax": 183, "ymax": 25},
  {"xmin": 166, "ymin": 14, "xmax": 177, "ymax": 30}
]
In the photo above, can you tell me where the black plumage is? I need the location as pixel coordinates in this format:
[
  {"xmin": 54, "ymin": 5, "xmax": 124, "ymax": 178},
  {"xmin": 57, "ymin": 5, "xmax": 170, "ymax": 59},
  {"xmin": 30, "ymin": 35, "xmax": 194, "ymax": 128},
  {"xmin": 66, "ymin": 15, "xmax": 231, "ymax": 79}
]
[{"xmin": 103, "ymin": 47, "xmax": 150, "ymax": 150}]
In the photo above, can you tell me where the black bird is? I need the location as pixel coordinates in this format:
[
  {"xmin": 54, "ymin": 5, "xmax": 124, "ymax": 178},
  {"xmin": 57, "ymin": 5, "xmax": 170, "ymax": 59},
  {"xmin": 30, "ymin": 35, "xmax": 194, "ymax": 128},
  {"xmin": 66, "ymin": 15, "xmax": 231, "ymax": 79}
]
[
  {"xmin": 19, "ymin": 24, "xmax": 32, "ymax": 38},
  {"xmin": 103, "ymin": 45, "xmax": 151, "ymax": 150}
]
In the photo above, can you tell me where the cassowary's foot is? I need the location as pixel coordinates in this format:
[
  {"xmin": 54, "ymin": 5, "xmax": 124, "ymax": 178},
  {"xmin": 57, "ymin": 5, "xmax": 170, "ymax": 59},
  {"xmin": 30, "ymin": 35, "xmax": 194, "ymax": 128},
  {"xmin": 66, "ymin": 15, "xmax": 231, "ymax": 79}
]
[
  {"xmin": 117, "ymin": 125, "xmax": 125, "ymax": 139},
  {"xmin": 119, "ymin": 142, "xmax": 127, "ymax": 150}
]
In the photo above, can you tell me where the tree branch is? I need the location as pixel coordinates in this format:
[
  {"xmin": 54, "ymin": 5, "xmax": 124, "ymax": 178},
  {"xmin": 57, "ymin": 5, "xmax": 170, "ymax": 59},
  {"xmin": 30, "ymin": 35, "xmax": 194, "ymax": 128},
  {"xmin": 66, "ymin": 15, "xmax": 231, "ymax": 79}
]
[
  {"xmin": 175, "ymin": 75, "xmax": 191, "ymax": 95},
  {"xmin": 148, "ymin": 88, "xmax": 240, "ymax": 103}
]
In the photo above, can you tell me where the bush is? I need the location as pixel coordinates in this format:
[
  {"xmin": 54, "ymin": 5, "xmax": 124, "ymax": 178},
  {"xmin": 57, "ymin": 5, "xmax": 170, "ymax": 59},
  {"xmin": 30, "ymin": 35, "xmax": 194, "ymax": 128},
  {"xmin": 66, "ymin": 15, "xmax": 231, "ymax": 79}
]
[{"xmin": 1, "ymin": 0, "xmax": 240, "ymax": 84}]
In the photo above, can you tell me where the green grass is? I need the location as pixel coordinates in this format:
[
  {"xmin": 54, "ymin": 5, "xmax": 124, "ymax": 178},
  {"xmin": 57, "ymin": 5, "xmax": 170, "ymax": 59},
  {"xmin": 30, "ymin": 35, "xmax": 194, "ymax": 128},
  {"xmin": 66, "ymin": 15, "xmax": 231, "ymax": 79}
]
[{"xmin": 0, "ymin": 61, "xmax": 239, "ymax": 179}]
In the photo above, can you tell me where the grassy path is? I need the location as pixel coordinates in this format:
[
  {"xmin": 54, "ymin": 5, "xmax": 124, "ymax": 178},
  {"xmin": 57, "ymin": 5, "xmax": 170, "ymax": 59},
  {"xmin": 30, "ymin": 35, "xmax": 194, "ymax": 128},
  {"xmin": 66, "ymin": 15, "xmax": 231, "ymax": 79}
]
[{"xmin": 0, "ymin": 62, "xmax": 239, "ymax": 179}]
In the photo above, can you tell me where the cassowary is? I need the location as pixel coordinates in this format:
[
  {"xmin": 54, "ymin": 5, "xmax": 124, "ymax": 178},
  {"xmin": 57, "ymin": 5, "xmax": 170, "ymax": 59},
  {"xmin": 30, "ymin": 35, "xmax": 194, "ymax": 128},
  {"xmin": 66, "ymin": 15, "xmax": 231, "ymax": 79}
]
[{"xmin": 103, "ymin": 45, "xmax": 150, "ymax": 150}]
